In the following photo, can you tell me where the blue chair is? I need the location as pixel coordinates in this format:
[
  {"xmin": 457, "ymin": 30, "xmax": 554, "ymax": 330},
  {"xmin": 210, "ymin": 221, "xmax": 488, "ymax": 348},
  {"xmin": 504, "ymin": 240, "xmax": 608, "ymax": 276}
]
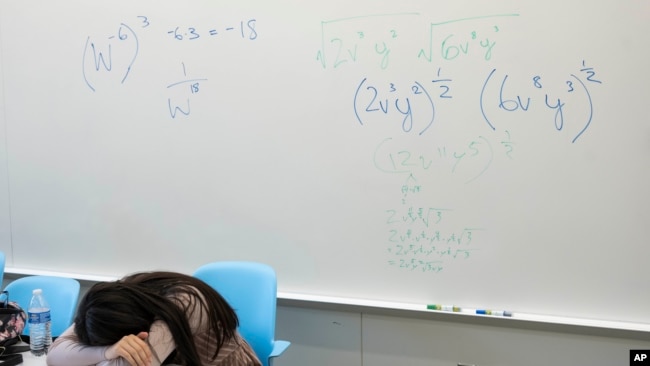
[
  {"xmin": 0, "ymin": 251, "xmax": 5, "ymax": 287},
  {"xmin": 3, "ymin": 275, "xmax": 80, "ymax": 337},
  {"xmin": 193, "ymin": 261, "xmax": 290, "ymax": 366}
]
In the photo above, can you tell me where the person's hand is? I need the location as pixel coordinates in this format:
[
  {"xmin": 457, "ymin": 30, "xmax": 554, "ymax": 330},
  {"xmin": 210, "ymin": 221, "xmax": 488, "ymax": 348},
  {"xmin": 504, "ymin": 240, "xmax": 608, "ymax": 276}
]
[{"xmin": 104, "ymin": 332, "xmax": 152, "ymax": 366}]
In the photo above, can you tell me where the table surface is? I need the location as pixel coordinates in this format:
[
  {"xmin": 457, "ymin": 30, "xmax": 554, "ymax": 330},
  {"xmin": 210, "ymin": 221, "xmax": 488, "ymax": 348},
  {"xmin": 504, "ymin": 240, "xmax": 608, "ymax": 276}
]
[
  {"xmin": 20, "ymin": 352, "xmax": 46, "ymax": 366},
  {"xmin": 8, "ymin": 342, "xmax": 47, "ymax": 366}
]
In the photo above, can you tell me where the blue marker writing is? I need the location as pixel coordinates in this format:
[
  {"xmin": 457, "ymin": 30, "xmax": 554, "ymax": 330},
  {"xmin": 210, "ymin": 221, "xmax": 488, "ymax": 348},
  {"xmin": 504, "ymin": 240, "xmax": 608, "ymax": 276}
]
[{"xmin": 476, "ymin": 309, "xmax": 512, "ymax": 317}]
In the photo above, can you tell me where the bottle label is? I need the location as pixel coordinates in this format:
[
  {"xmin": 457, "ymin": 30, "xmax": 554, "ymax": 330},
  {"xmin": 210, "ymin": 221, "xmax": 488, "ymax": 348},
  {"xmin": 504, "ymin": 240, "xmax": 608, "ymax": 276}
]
[{"xmin": 28, "ymin": 310, "xmax": 51, "ymax": 324}]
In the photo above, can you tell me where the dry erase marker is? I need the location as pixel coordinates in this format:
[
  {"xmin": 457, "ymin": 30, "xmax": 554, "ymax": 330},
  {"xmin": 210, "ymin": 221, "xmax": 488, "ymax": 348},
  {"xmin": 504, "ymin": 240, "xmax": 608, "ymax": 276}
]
[
  {"xmin": 427, "ymin": 304, "xmax": 461, "ymax": 312},
  {"xmin": 476, "ymin": 309, "xmax": 512, "ymax": 317}
]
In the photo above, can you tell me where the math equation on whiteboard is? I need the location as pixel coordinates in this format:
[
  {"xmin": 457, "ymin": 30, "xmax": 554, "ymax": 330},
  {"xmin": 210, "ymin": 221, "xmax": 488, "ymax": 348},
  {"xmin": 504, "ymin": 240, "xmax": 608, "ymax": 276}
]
[
  {"xmin": 79, "ymin": 10, "xmax": 603, "ymax": 275},
  {"xmin": 315, "ymin": 12, "xmax": 603, "ymax": 274}
]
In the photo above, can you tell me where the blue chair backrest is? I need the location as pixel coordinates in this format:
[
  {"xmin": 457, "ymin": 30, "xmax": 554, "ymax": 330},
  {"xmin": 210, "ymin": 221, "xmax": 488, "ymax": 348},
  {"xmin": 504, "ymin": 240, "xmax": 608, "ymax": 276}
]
[
  {"xmin": 3, "ymin": 275, "xmax": 81, "ymax": 337},
  {"xmin": 0, "ymin": 252, "xmax": 5, "ymax": 287},
  {"xmin": 193, "ymin": 261, "xmax": 279, "ymax": 364}
]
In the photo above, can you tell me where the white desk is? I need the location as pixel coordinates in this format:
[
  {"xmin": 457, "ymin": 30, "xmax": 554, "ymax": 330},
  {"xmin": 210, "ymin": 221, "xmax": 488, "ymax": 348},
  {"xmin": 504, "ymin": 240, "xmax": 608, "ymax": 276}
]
[
  {"xmin": 7, "ymin": 342, "xmax": 47, "ymax": 366},
  {"xmin": 20, "ymin": 352, "xmax": 46, "ymax": 366}
]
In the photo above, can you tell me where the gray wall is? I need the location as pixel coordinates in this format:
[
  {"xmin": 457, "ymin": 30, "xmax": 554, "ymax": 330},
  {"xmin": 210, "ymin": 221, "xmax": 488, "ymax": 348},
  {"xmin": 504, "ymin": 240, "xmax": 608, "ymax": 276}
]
[{"xmin": 276, "ymin": 304, "xmax": 650, "ymax": 366}]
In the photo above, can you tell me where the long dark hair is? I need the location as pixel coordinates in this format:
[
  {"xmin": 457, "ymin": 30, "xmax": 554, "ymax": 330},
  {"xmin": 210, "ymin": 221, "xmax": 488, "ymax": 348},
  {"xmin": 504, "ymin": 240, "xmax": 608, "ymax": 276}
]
[{"xmin": 73, "ymin": 271, "xmax": 238, "ymax": 364}]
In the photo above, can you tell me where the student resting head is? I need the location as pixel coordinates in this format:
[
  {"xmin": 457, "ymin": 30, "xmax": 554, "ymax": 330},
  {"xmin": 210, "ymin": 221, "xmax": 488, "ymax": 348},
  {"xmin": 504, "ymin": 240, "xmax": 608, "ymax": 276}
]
[{"xmin": 46, "ymin": 271, "xmax": 261, "ymax": 366}]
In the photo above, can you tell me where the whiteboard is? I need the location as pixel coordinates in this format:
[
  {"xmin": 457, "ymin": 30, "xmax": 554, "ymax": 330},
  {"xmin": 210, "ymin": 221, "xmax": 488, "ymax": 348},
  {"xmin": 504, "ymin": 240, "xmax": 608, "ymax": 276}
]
[
  {"xmin": 0, "ymin": 33, "xmax": 11, "ymax": 261},
  {"xmin": 0, "ymin": 0, "xmax": 648, "ymax": 326}
]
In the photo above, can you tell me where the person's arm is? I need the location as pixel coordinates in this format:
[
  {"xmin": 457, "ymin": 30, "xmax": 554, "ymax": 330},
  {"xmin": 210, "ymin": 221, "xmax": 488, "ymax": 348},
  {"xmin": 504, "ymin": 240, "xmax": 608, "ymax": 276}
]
[
  {"xmin": 46, "ymin": 324, "xmax": 153, "ymax": 366},
  {"xmin": 46, "ymin": 325, "xmax": 109, "ymax": 366}
]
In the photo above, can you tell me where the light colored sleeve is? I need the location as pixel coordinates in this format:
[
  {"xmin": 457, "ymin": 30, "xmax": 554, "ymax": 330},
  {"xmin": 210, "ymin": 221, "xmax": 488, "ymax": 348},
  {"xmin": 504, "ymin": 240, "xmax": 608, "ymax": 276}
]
[
  {"xmin": 144, "ymin": 320, "xmax": 176, "ymax": 366},
  {"xmin": 46, "ymin": 322, "xmax": 175, "ymax": 366},
  {"xmin": 46, "ymin": 324, "xmax": 111, "ymax": 366}
]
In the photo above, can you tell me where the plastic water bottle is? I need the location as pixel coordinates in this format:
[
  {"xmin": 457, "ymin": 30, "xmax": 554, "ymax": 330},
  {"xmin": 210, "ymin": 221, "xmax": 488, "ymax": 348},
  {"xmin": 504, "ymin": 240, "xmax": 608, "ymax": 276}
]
[{"xmin": 28, "ymin": 288, "xmax": 52, "ymax": 356}]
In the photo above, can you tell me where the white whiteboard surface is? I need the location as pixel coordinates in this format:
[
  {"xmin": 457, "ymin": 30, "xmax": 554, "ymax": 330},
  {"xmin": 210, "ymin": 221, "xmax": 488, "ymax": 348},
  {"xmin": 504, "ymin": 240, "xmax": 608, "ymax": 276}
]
[
  {"xmin": 0, "ymin": 34, "xmax": 11, "ymax": 260},
  {"xmin": 0, "ymin": 0, "xmax": 648, "ymax": 327}
]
